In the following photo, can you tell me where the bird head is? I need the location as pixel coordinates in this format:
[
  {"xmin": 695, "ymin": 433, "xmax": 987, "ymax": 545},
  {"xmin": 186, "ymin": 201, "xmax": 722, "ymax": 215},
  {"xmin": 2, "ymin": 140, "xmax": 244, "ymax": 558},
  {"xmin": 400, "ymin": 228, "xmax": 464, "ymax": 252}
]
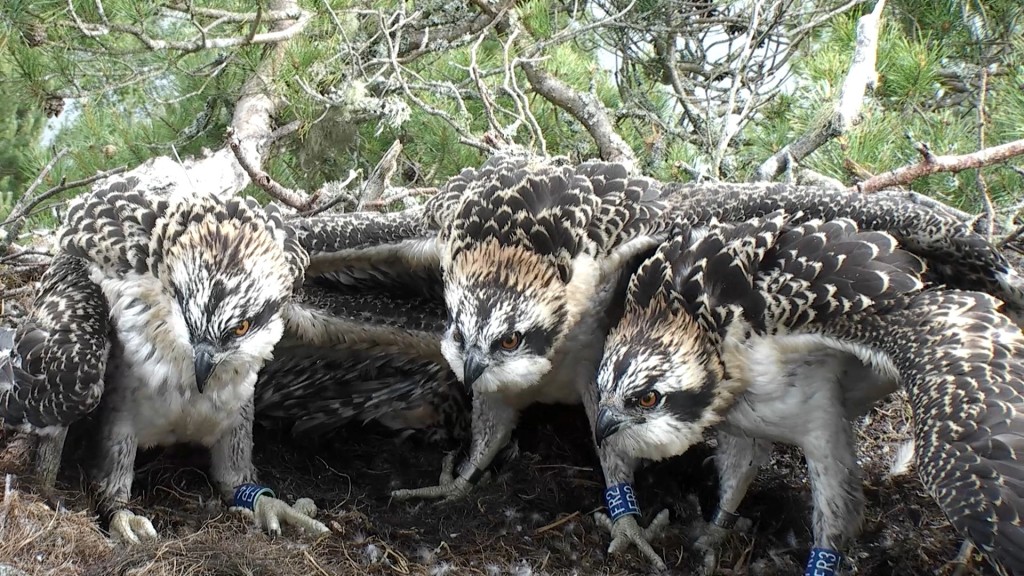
[
  {"xmin": 440, "ymin": 240, "xmax": 573, "ymax": 395},
  {"xmin": 158, "ymin": 199, "xmax": 304, "ymax": 393},
  {"xmin": 591, "ymin": 232, "xmax": 737, "ymax": 461},
  {"xmin": 436, "ymin": 155, "xmax": 606, "ymax": 395},
  {"xmin": 594, "ymin": 305, "xmax": 727, "ymax": 460}
]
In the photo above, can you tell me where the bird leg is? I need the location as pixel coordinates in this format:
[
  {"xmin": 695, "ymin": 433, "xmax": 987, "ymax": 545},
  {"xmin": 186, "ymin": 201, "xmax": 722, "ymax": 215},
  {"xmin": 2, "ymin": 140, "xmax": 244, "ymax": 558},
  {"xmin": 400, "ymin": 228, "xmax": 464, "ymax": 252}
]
[
  {"xmin": 33, "ymin": 428, "xmax": 68, "ymax": 488},
  {"xmin": 391, "ymin": 391, "xmax": 517, "ymax": 501},
  {"xmin": 212, "ymin": 400, "xmax": 329, "ymax": 537},
  {"xmin": 695, "ymin": 431, "xmax": 768, "ymax": 574},
  {"xmin": 594, "ymin": 508, "xmax": 672, "ymax": 571},
  {"xmin": 800, "ymin": 418, "xmax": 864, "ymax": 576},
  {"xmin": 590, "ymin": 440, "xmax": 671, "ymax": 570},
  {"xmin": 92, "ymin": 418, "xmax": 157, "ymax": 543}
]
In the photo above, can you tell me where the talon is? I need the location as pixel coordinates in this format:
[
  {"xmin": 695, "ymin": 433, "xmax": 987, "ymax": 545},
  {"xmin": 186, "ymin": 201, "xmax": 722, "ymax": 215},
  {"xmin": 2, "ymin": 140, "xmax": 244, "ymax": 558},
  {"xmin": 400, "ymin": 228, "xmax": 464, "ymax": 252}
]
[
  {"xmin": 595, "ymin": 509, "xmax": 670, "ymax": 571},
  {"xmin": 695, "ymin": 516, "xmax": 748, "ymax": 575},
  {"xmin": 292, "ymin": 497, "xmax": 318, "ymax": 518},
  {"xmin": 109, "ymin": 509, "xmax": 159, "ymax": 544},
  {"xmin": 249, "ymin": 495, "xmax": 330, "ymax": 536},
  {"xmin": 391, "ymin": 453, "xmax": 475, "ymax": 502}
]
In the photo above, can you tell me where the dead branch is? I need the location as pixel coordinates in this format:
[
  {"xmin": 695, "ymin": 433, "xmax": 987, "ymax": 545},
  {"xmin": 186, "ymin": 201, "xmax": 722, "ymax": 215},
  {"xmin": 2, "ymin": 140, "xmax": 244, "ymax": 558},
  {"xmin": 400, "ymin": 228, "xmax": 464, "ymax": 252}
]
[
  {"xmin": 854, "ymin": 138, "xmax": 1024, "ymax": 193},
  {"xmin": 519, "ymin": 59, "xmax": 637, "ymax": 170},
  {"xmin": 356, "ymin": 140, "xmax": 403, "ymax": 211},
  {"xmin": 227, "ymin": 131, "xmax": 317, "ymax": 210},
  {"xmin": 0, "ymin": 163, "xmax": 129, "ymax": 249},
  {"xmin": 0, "ymin": 148, "xmax": 69, "ymax": 255},
  {"xmin": 300, "ymin": 170, "xmax": 360, "ymax": 217},
  {"xmin": 68, "ymin": 3, "xmax": 311, "ymax": 52},
  {"xmin": 974, "ymin": 67, "xmax": 994, "ymax": 239},
  {"xmin": 755, "ymin": 0, "xmax": 885, "ymax": 181}
]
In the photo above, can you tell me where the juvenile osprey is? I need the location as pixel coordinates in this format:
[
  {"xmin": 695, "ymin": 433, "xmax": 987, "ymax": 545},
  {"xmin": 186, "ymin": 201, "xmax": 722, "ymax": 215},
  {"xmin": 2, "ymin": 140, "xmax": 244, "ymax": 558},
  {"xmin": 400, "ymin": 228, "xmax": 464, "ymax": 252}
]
[
  {"xmin": 595, "ymin": 212, "xmax": 1024, "ymax": 575},
  {"xmin": 1, "ymin": 180, "xmax": 329, "ymax": 543},
  {"xmin": 386, "ymin": 153, "xmax": 671, "ymax": 501}
]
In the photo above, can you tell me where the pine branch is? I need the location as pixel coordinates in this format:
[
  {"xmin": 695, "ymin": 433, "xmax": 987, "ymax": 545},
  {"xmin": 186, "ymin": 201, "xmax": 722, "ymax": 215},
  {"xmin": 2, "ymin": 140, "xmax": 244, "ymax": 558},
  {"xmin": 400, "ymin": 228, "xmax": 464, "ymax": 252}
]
[
  {"xmin": 67, "ymin": 4, "xmax": 311, "ymax": 52},
  {"xmin": 755, "ymin": 0, "xmax": 885, "ymax": 181},
  {"xmin": 519, "ymin": 59, "xmax": 637, "ymax": 170},
  {"xmin": 854, "ymin": 138, "xmax": 1024, "ymax": 193},
  {"xmin": 0, "ymin": 148, "xmax": 72, "ymax": 255}
]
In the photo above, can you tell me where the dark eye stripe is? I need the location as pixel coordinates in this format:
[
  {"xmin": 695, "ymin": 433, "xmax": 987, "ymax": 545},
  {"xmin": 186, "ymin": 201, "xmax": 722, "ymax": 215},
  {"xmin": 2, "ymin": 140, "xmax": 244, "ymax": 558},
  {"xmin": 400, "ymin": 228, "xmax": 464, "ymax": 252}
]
[{"xmin": 663, "ymin": 371, "xmax": 717, "ymax": 422}]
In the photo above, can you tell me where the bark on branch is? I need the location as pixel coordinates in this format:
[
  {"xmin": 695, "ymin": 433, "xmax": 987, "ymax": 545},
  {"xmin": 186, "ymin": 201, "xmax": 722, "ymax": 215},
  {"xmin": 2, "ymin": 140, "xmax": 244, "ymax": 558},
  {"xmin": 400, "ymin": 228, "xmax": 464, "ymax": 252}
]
[
  {"xmin": 520, "ymin": 61, "xmax": 638, "ymax": 171},
  {"xmin": 853, "ymin": 138, "xmax": 1024, "ymax": 193},
  {"xmin": 755, "ymin": 0, "xmax": 885, "ymax": 181},
  {"xmin": 65, "ymin": 0, "xmax": 309, "ymax": 205}
]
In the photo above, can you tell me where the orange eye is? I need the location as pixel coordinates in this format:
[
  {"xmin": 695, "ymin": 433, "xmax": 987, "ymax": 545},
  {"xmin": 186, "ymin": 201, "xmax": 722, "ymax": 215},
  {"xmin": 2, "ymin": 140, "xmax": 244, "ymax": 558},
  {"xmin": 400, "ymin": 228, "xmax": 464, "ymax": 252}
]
[
  {"xmin": 499, "ymin": 332, "xmax": 521, "ymax": 350},
  {"xmin": 232, "ymin": 319, "xmax": 251, "ymax": 337},
  {"xmin": 638, "ymin": 391, "xmax": 660, "ymax": 408}
]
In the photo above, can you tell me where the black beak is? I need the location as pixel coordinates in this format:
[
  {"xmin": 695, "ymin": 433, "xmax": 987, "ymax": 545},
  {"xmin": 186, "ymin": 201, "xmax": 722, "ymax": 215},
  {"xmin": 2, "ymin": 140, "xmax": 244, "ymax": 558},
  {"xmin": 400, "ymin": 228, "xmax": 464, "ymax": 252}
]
[
  {"xmin": 193, "ymin": 343, "xmax": 217, "ymax": 393},
  {"xmin": 595, "ymin": 407, "xmax": 627, "ymax": 446},
  {"xmin": 463, "ymin": 353, "xmax": 488, "ymax": 386}
]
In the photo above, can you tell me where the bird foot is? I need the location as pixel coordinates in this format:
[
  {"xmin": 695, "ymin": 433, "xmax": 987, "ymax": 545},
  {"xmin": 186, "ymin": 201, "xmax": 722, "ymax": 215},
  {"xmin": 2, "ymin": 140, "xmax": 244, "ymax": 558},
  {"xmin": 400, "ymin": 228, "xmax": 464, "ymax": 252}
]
[
  {"xmin": 694, "ymin": 515, "xmax": 753, "ymax": 575},
  {"xmin": 230, "ymin": 495, "xmax": 330, "ymax": 537},
  {"xmin": 109, "ymin": 509, "xmax": 159, "ymax": 544},
  {"xmin": 390, "ymin": 452, "xmax": 479, "ymax": 502},
  {"xmin": 594, "ymin": 508, "xmax": 672, "ymax": 571}
]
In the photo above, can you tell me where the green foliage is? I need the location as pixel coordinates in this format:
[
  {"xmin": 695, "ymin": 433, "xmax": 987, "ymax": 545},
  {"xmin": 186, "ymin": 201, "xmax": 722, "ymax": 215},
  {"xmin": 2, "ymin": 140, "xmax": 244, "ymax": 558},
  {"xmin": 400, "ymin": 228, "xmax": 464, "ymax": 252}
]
[
  {"xmin": 743, "ymin": 1, "xmax": 1024, "ymax": 211},
  {"xmin": 1, "ymin": 0, "xmax": 1021, "ymax": 226}
]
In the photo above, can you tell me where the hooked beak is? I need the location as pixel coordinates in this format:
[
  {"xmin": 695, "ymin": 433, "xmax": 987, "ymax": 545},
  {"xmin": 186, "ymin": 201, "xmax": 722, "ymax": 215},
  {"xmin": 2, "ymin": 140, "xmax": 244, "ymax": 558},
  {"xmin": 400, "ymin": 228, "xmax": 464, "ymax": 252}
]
[
  {"xmin": 595, "ymin": 407, "xmax": 628, "ymax": 447},
  {"xmin": 193, "ymin": 342, "xmax": 217, "ymax": 393},
  {"xmin": 463, "ymin": 352, "xmax": 488, "ymax": 386}
]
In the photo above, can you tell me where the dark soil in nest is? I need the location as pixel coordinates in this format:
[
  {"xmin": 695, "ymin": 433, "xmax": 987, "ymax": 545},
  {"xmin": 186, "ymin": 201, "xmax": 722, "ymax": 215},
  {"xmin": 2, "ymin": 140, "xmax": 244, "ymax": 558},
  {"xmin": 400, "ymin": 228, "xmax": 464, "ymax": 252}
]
[{"xmin": 0, "ymin": 396, "xmax": 995, "ymax": 576}]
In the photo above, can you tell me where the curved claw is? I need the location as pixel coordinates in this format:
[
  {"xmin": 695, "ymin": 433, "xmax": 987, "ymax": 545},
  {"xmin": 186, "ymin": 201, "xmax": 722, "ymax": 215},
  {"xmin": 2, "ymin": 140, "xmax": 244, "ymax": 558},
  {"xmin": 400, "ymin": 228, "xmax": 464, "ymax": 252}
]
[
  {"xmin": 390, "ymin": 452, "xmax": 475, "ymax": 502},
  {"xmin": 594, "ymin": 508, "xmax": 671, "ymax": 571},
  {"xmin": 109, "ymin": 509, "xmax": 159, "ymax": 544},
  {"xmin": 241, "ymin": 496, "xmax": 330, "ymax": 537}
]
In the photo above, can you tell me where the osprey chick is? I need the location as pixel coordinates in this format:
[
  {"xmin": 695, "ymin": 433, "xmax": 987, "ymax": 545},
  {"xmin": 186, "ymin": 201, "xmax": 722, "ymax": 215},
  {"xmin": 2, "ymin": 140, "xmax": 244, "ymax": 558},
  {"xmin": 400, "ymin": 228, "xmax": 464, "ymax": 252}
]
[
  {"xmin": 1, "ymin": 179, "xmax": 328, "ymax": 543},
  {"xmin": 596, "ymin": 212, "xmax": 1024, "ymax": 575}
]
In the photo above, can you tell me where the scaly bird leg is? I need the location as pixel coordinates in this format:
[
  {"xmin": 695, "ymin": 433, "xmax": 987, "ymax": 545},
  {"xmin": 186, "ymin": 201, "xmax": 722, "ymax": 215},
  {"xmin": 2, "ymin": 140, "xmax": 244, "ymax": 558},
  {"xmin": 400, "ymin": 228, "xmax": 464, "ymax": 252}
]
[{"xmin": 391, "ymin": 391, "xmax": 517, "ymax": 501}]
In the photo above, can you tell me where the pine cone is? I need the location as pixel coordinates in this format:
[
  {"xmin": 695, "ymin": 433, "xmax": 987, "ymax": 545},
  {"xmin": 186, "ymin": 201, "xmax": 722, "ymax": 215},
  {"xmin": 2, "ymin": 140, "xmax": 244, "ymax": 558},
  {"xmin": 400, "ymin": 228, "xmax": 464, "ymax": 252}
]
[
  {"xmin": 43, "ymin": 96, "xmax": 65, "ymax": 118},
  {"xmin": 24, "ymin": 22, "xmax": 47, "ymax": 47}
]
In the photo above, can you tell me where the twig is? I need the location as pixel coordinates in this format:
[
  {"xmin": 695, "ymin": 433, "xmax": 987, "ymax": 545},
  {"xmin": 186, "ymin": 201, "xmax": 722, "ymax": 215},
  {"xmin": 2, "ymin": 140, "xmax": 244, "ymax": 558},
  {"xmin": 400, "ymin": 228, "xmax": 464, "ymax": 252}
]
[
  {"xmin": 755, "ymin": 0, "xmax": 885, "ymax": 181},
  {"xmin": 301, "ymin": 170, "xmax": 360, "ymax": 217},
  {"xmin": 974, "ymin": 66, "xmax": 994, "ymax": 239},
  {"xmin": 0, "ymin": 165, "xmax": 128, "ymax": 228},
  {"xmin": 0, "ymin": 251, "xmax": 54, "ymax": 264},
  {"xmin": 0, "ymin": 148, "xmax": 70, "ymax": 254},
  {"xmin": 534, "ymin": 510, "xmax": 580, "ymax": 534},
  {"xmin": 854, "ymin": 138, "xmax": 1024, "ymax": 193},
  {"xmin": 356, "ymin": 140, "xmax": 403, "ymax": 210},
  {"xmin": 998, "ymin": 224, "xmax": 1024, "ymax": 250},
  {"xmin": 227, "ymin": 131, "xmax": 317, "ymax": 210},
  {"xmin": 361, "ymin": 187, "xmax": 438, "ymax": 209}
]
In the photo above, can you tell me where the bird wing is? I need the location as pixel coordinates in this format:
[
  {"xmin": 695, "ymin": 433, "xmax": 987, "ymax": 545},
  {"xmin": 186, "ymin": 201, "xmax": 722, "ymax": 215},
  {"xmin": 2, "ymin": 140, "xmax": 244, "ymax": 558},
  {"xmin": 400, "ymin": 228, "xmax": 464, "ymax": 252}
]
[
  {"xmin": 817, "ymin": 291, "xmax": 1024, "ymax": 575},
  {"xmin": 1, "ymin": 253, "xmax": 111, "ymax": 433},
  {"xmin": 255, "ymin": 340, "xmax": 467, "ymax": 439},
  {"xmin": 261, "ymin": 283, "xmax": 466, "ymax": 440},
  {"xmin": 667, "ymin": 182, "xmax": 1024, "ymax": 311}
]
